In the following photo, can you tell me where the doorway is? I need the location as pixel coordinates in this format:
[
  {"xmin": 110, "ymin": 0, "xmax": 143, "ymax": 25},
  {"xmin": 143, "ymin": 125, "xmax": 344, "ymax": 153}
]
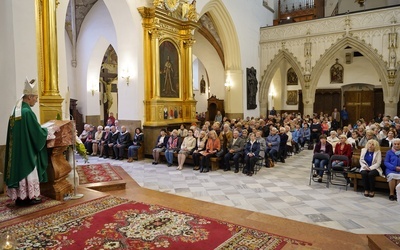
[{"xmin": 344, "ymin": 90, "xmax": 374, "ymax": 124}]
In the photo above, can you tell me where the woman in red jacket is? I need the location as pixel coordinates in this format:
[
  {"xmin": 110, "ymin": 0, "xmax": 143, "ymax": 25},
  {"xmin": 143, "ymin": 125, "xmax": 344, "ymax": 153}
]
[{"xmin": 332, "ymin": 134, "xmax": 352, "ymax": 169}]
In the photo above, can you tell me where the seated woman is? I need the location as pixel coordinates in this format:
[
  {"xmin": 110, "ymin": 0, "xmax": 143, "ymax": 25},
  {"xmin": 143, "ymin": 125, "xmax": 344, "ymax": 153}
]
[
  {"xmin": 299, "ymin": 123, "xmax": 311, "ymax": 148},
  {"xmin": 192, "ymin": 131, "xmax": 208, "ymax": 170},
  {"xmin": 177, "ymin": 124, "xmax": 188, "ymax": 137},
  {"xmin": 91, "ymin": 125, "xmax": 103, "ymax": 156},
  {"xmin": 165, "ymin": 130, "xmax": 179, "ymax": 167},
  {"xmin": 176, "ymin": 129, "xmax": 196, "ymax": 170},
  {"xmin": 384, "ymin": 138, "xmax": 400, "ymax": 201},
  {"xmin": 200, "ymin": 130, "xmax": 220, "ymax": 173},
  {"xmin": 127, "ymin": 128, "xmax": 144, "ymax": 162},
  {"xmin": 360, "ymin": 139, "xmax": 382, "ymax": 198},
  {"xmin": 83, "ymin": 125, "xmax": 96, "ymax": 155},
  {"xmin": 243, "ymin": 132, "xmax": 260, "ymax": 176},
  {"xmin": 313, "ymin": 134, "xmax": 333, "ymax": 182},
  {"xmin": 346, "ymin": 131, "xmax": 360, "ymax": 149},
  {"xmin": 331, "ymin": 134, "xmax": 352, "ymax": 169},
  {"xmin": 327, "ymin": 130, "xmax": 340, "ymax": 153},
  {"xmin": 152, "ymin": 129, "xmax": 168, "ymax": 165},
  {"xmin": 380, "ymin": 130, "xmax": 396, "ymax": 148}
]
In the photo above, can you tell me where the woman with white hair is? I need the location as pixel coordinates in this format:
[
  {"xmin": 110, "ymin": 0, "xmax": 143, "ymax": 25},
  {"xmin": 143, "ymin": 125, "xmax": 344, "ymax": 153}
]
[
  {"xmin": 91, "ymin": 125, "xmax": 104, "ymax": 156},
  {"xmin": 384, "ymin": 138, "xmax": 400, "ymax": 201},
  {"xmin": 360, "ymin": 139, "xmax": 382, "ymax": 198},
  {"xmin": 327, "ymin": 130, "xmax": 340, "ymax": 153}
]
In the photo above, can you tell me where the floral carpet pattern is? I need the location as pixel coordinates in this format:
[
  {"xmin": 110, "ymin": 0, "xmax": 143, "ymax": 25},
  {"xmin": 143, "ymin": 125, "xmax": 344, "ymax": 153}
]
[
  {"xmin": 385, "ymin": 234, "xmax": 400, "ymax": 247},
  {"xmin": 0, "ymin": 195, "xmax": 63, "ymax": 223},
  {"xmin": 76, "ymin": 163, "xmax": 122, "ymax": 184},
  {"xmin": 0, "ymin": 196, "xmax": 311, "ymax": 249}
]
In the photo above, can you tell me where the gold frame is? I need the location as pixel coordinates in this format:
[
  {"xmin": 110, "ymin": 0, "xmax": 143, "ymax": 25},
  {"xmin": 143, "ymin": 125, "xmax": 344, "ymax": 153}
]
[
  {"xmin": 138, "ymin": 6, "xmax": 199, "ymax": 126},
  {"xmin": 286, "ymin": 90, "xmax": 298, "ymax": 105}
]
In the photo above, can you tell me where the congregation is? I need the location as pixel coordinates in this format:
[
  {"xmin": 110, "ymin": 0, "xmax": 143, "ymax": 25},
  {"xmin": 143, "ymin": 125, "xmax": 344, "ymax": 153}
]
[{"xmin": 79, "ymin": 109, "xmax": 400, "ymax": 201}]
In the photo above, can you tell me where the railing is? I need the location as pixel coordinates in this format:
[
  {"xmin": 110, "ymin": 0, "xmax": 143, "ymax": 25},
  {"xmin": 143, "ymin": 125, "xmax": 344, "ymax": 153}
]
[{"xmin": 280, "ymin": 0, "xmax": 315, "ymax": 14}]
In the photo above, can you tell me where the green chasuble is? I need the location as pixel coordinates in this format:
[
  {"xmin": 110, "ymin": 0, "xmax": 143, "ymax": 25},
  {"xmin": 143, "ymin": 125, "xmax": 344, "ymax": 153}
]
[{"xmin": 4, "ymin": 102, "xmax": 48, "ymax": 188}]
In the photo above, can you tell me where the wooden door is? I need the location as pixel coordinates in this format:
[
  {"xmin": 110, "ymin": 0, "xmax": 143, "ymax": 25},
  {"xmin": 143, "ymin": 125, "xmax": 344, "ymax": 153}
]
[{"xmin": 344, "ymin": 90, "xmax": 374, "ymax": 124}]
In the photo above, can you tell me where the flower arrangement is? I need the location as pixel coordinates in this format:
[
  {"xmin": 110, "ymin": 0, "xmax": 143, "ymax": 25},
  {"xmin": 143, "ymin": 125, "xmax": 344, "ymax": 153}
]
[{"xmin": 75, "ymin": 136, "xmax": 88, "ymax": 163}]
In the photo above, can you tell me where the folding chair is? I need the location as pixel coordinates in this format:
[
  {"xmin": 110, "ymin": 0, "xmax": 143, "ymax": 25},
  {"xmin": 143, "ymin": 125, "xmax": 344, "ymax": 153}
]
[
  {"xmin": 327, "ymin": 155, "xmax": 350, "ymax": 190},
  {"xmin": 254, "ymin": 156, "xmax": 264, "ymax": 174},
  {"xmin": 309, "ymin": 153, "xmax": 331, "ymax": 188}
]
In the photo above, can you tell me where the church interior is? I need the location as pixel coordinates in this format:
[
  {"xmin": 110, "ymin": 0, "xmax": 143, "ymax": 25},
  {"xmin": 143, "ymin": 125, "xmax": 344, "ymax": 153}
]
[{"xmin": 1, "ymin": 0, "xmax": 400, "ymax": 249}]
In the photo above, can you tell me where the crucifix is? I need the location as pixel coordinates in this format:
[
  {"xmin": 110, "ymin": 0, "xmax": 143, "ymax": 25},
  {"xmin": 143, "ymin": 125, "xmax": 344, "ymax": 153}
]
[{"xmin": 100, "ymin": 68, "xmax": 118, "ymax": 124}]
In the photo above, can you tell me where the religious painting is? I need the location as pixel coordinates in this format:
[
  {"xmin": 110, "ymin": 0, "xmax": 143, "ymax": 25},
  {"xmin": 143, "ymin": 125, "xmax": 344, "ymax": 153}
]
[
  {"xmin": 286, "ymin": 90, "xmax": 298, "ymax": 105},
  {"xmin": 246, "ymin": 67, "xmax": 258, "ymax": 110},
  {"xmin": 287, "ymin": 67, "xmax": 298, "ymax": 85},
  {"xmin": 159, "ymin": 41, "xmax": 179, "ymax": 98},
  {"xmin": 330, "ymin": 58, "xmax": 344, "ymax": 83}
]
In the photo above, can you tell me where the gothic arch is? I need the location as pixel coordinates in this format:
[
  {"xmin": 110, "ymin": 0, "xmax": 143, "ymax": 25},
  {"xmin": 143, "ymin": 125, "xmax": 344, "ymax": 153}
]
[
  {"xmin": 309, "ymin": 36, "xmax": 389, "ymax": 100},
  {"xmin": 200, "ymin": 0, "xmax": 241, "ymax": 71},
  {"xmin": 259, "ymin": 50, "xmax": 304, "ymax": 116}
]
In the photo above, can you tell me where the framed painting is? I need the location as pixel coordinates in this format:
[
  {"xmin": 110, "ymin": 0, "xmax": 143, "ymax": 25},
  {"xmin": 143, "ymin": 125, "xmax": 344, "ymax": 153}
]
[
  {"xmin": 159, "ymin": 41, "xmax": 179, "ymax": 98},
  {"xmin": 286, "ymin": 90, "xmax": 298, "ymax": 105}
]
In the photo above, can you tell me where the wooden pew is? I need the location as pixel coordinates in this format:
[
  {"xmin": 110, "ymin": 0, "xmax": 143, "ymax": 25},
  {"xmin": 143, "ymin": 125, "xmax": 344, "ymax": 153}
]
[{"xmin": 347, "ymin": 147, "xmax": 390, "ymax": 191}]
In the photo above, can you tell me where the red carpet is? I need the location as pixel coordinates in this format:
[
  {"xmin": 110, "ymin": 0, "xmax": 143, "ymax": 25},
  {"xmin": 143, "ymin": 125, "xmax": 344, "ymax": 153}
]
[
  {"xmin": 0, "ymin": 196, "xmax": 311, "ymax": 249},
  {"xmin": 0, "ymin": 195, "xmax": 63, "ymax": 223},
  {"xmin": 76, "ymin": 163, "xmax": 123, "ymax": 184}
]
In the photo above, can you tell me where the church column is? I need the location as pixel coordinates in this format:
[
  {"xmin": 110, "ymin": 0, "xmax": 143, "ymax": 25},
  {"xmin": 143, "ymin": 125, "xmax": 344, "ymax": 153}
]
[
  {"xmin": 183, "ymin": 38, "xmax": 195, "ymax": 101},
  {"xmin": 302, "ymin": 84, "xmax": 314, "ymax": 116},
  {"xmin": 150, "ymin": 25, "xmax": 161, "ymax": 99},
  {"xmin": 35, "ymin": 0, "xmax": 63, "ymax": 123},
  {"xmin": 225, "ymin": 69, "xmax": 243, "ymax": 119}
]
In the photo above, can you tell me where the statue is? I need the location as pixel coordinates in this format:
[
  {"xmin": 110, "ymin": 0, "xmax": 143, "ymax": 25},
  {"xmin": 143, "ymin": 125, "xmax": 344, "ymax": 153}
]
[
  {"xmin": 246, "ymin": 67, "xmax": 258, "ymax": 110},
  {"xmin": 200, "ymin": 75, "xmax": 206, "ymax": 94},
  {"xmin": 389, "ymin": 49, "xmax": 397, "ymax": 69},
  {"xmin": 330, "ymin": 59, "xmax": 344, "ymax": 83}
]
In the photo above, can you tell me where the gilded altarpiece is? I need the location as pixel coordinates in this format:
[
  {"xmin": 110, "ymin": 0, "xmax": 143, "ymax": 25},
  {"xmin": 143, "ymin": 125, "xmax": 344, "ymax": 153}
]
[{"xmin": 138, "ymin": 3, "xmax": 199, "ymax": 128}]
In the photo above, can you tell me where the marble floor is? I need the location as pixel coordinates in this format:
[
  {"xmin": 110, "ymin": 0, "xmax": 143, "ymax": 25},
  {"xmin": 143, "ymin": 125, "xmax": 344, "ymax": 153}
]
[{"xmin": 78, "ymin": 149, "xmax": 400, "ymax": 235}]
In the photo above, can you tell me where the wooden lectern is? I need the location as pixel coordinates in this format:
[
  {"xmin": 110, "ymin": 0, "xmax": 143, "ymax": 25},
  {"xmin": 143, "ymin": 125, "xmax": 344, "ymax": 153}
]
[{"xmin": 40, "ymin": 120, "xmax": 74, "ymax": 201}]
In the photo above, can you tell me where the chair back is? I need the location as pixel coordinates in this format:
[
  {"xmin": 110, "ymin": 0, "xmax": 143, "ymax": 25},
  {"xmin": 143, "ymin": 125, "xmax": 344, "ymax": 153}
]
[
  {"xmin": 312, "ymin": 153, "xmax": 330, "ymax": 162},
  {"xmin": 329, "ymin": 154, "xmax": 349, "ymax": 171}
]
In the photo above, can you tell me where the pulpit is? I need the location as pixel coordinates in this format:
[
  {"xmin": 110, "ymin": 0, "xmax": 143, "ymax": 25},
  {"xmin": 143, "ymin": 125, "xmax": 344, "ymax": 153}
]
[{"xmin": 40, "ymin": 120, "xmax": 74, "ymax": 201}]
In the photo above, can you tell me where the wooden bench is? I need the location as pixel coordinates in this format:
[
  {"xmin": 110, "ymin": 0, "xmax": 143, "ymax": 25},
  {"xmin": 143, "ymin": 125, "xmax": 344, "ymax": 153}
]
[
  {"xmin": 159, "ymin": 152, "xmax": 221, "ymax": 171},
  {"xmin": 348, "ymin": 147, "xmax": 390, "ymax": 191}
]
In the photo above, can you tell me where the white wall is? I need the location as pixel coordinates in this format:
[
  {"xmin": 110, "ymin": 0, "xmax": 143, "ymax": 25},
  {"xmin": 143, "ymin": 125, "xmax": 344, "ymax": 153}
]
[
  {"xmin": 196, "ymin": 0, "xmax": 272, "ymax": 118},
  {"xmin": 0, "ymin": 0, "xmax": 38, "ymax": 143},
  {"xmin": 339, "ymin": 0, "xmax": 398, "ymax": 14},
  {"xmin": 317, "ymin": 54, "xmax": 381, "ymax": 88},
  {"xmin": 192, "ymin": 58, "xmax": 208, "ymax": 113},
  {"xmin": 193, "ymin": 33, "xmax": 225, "ymax": 101}
]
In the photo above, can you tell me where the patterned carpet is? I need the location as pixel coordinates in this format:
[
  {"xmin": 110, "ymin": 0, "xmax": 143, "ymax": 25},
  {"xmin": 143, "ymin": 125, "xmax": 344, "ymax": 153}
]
[
  {"xmin": 76, "ymin": 163, "xmax": 123, "ymax": 184},
  {"xmin": 385, "ymin": 234, "xmax": 400, "ymax": 248},
  {"xmin": 0, "ymin": 196, "xmax": 311, "ymax": 249},
  {"xmin": 0, "ymin": 196, "xmax": 63, "ymax": 223}
]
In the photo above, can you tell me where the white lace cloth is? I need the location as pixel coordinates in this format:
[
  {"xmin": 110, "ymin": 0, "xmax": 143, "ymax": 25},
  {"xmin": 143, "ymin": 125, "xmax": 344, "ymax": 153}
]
[{"xmin": 7, "ymin": 167, "xmax": 40, "ymax": 200}]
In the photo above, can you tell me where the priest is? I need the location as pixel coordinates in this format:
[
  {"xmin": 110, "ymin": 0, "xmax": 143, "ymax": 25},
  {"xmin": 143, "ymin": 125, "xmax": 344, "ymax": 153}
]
[{"xmin": 4, "ymin": 79, "xmax": 48, "ymax": 206}]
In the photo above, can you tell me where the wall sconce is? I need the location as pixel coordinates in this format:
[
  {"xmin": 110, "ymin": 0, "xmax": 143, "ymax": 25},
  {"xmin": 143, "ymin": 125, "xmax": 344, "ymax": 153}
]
[
  {"xmin": 90, "ymin": 83, "xmax": 97, "ymax": 96},
  {"xmin": 355, "ymin": 0, "xmax": 365, "ymax": 7},
  {"xmin": 121, "ymin": 69, "xmax": 130, "ymax": 85},
  {"xmin": 224, "ymin": 81, "xmax": 232, "ymax": 91}
]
